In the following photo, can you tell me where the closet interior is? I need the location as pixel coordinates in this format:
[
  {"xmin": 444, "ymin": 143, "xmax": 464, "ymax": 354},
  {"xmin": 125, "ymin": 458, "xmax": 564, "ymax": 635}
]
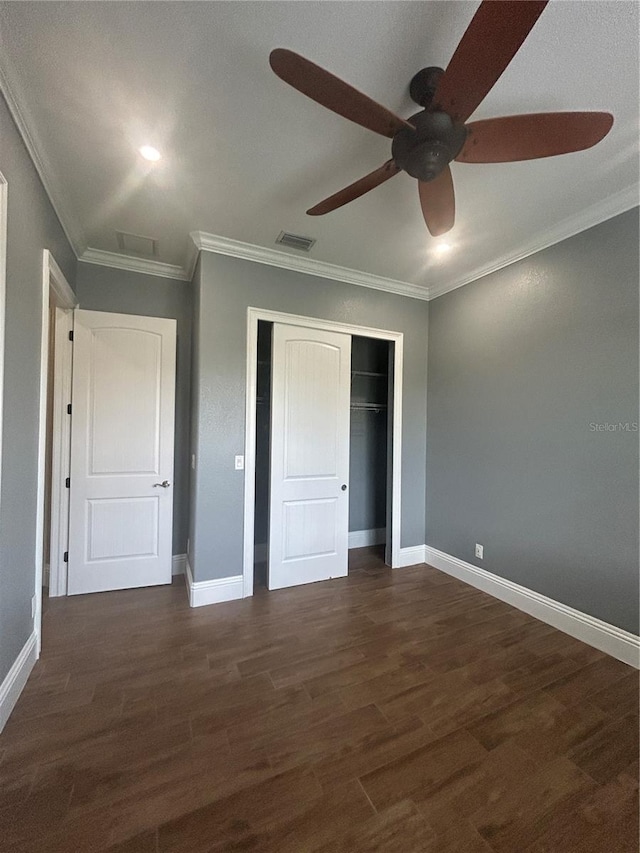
[{"xmin": 253, "ymin": 322, "xmax": 390, "ymax": 592}]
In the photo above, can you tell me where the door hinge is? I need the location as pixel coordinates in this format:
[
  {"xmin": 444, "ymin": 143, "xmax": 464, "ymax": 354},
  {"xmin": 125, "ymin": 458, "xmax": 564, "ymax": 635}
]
[
  {"xmin": 67, "ymin": 403, "xmax": 72, "ymax": 415},
  {"xmin": 68, "ymin": 330, "xmax": 74, "ymax": 342},
  {"xmin": 65, "ymin": 477, "xmax": 70, "ymax": 488},
  {"xmin": 63, "ymin": 551, "xmax": 69, "ymax": 563}
]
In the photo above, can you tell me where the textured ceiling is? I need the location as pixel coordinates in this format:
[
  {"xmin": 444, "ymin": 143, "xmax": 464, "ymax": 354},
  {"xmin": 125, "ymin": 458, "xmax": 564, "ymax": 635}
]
[{"xmin": 0, "ymin": 1, "xmax": 638, "ymax": 294}]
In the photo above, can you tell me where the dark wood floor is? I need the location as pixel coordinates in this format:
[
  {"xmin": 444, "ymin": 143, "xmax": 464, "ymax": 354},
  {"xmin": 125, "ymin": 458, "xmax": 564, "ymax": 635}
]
[{"xmin": 1, "ymin": 547, "xmax": 638, "ymax": 852}]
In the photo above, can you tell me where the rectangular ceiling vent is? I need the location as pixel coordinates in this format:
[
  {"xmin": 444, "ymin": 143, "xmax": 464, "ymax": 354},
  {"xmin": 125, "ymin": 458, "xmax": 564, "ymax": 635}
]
[
  {"xmin": 116, "ymin": 231, "xmax": 159, "ymax": 257},
  {"xmin": 275, "ymin": 231, "xmax": 316, "ymax": 252}
]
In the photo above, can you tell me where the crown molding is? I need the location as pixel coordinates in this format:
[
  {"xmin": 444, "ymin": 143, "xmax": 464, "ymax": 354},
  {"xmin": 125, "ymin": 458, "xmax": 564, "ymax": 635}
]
[
  {"xmin": 79, "ymin": 248, "xmax": 191, "ymax": 281},
  {"xmin": 190, "ymin": 231, "xmax": 430, "ymax": 301},
  {"xmin": 184, "ymin": 236, "xmax": 200, "ymax": 283},
  {"xmin": 0, "ymin": 56, "xmax": 86, "ymax": 257},
  {"xmin": 3, "ymin": 32, "xmax": 634, "ymax": 301},
  {"xmin": 429, "ymin": 183, "xmax": 639, "ymax": 300}
]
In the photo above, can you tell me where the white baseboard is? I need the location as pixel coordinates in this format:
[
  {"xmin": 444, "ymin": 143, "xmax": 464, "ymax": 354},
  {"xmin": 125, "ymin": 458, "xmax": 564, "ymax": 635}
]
[
  {"xmin": 172, "ymin": 553, "xmax": 186, "ymax": 576},
  {"xmin": 349, "ymin": 528, "xmax": 386, "ymax": 549},
  {"xmin": 424, "ymin": 546, "xmax": 640, "ymax": 669},
  {"xmin": 0, "ymin": 632, "xmax": 37, "ymax": 732},
  {"xmin": 185, "ymin": 560, "xmax": 244, "ymax": 608},
  {"xmin": 397, "ymin": 545, "xmax": 427, "ymax": 568}
]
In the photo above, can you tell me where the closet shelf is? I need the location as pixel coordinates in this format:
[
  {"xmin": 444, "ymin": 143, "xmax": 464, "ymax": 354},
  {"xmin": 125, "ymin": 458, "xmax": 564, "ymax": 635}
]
[
  {"xmin": 351, "ymin": 403, "xmax": 387, "ymax": 412},
  {"xmin": 351, "ymin": 370, "xmax": 386, "ymax": 378}
]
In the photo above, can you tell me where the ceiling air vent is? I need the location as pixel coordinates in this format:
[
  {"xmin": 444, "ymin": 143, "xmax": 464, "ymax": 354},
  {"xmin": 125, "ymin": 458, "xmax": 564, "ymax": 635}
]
[
  {"xmin": 275, "ymin": 231, "xmax": 316, "ymax": 252},
  {"xmin": 116, "ymin": 231, "xmax": 159, "ymax": 257}
]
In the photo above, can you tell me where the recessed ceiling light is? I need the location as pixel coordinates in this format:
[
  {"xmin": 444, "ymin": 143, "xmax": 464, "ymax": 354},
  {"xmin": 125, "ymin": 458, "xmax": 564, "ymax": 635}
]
[
  {"xmin": 434, "ymin": 241, "xmax": 453, "ymax": 255},
  {"xmin": 139, "ymin": 145, "xmax": 161, "ymax": 162}
]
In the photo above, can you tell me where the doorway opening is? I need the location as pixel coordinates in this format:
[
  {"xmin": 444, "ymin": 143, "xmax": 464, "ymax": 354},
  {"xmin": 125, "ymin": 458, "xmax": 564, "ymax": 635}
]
[
  {"xmin": 348, "ymin": 334, "xmax": 390, "ymax": 568},
  {"xmin": 244, "ymin": 308, "xmax": 403, "ymax": 597},
  {"xmin": 253, "ymin": 320, "xmax": 272, "ymax": 590},
  {"xmin": 44, "ymin": 295, "xmax": 178, "ymax": 608}
]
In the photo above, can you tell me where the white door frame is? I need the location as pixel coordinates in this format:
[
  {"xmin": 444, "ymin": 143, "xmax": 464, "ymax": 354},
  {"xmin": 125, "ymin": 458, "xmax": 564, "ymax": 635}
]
[
  {"xmin": 243, "ymin": 307, "xmax": 403, "ymax": 597},
  {"xmin": 36, "ymin": 251, "xmax": 76, "ymax": 645},
  {"xmin": 48, "ymin": 306, "xmax": 74, "ymax": 597}
]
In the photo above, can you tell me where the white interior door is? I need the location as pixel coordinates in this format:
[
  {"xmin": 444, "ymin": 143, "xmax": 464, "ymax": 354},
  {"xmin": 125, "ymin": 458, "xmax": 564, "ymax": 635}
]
[
  {"xmin": 67, "ymin": 309, "xmax": 176, "ymax": 595},
  {"xmin": 269, "ymin": 323, "xmax": 351, "ymax": 590}
]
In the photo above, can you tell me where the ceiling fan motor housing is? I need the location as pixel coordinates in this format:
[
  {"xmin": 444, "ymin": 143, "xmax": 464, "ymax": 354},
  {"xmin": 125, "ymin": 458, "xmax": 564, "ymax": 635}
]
[{"xmin": 392, "ymin": 110, "xmax": 467, "ymax": 182}]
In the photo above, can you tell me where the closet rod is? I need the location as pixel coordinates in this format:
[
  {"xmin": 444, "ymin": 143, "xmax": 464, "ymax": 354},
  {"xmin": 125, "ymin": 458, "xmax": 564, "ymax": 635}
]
[{"xmin": 350, "ymin": 404, "xmax": 387, "ymax": 412}]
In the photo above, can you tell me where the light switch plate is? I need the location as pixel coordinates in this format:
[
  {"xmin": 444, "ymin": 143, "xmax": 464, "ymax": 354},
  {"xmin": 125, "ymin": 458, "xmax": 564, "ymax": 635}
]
[{"xmin": 235, "ymin": 455, "xmax": 244, "ymax": 470}]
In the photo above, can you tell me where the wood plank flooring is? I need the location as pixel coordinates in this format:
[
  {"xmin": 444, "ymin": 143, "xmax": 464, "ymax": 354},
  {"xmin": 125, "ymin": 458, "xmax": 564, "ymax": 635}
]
[{"xmin": 1, "ymin": 547, "xmax": 637, "ymax": 852}]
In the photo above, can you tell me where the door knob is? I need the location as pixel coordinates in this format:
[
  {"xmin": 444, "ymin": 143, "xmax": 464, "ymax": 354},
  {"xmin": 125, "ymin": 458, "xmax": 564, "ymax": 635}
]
[
  {"xmin": 341, "ymin": 484, "xmax": 347, "ymax": 491},
  {"xmin": 153, "ymin": 480, "xmax": 171, "ymax": 488}
]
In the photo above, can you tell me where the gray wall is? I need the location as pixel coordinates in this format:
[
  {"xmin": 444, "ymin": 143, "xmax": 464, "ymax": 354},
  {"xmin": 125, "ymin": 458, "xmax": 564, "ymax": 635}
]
[
  {"xmin": 75, "ymin": 262, "xmax": 192, "ymax": 556},
  {"xmin": 191, "ymin": 252, "xmax": 429, "ymax": 582},
  {"xmin": 426, "ymin": 208, "xmax": 639, "ymax": 634},
  {"xmin": 0, "ymin": 93, "xmax": 76, "ymax": 684}
]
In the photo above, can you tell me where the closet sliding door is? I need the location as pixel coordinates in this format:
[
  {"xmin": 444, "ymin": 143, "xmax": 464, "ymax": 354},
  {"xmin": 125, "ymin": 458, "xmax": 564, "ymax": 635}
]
[{"xmin": 268, "ymin": 322, "xmax": 351, "ymax": 590}]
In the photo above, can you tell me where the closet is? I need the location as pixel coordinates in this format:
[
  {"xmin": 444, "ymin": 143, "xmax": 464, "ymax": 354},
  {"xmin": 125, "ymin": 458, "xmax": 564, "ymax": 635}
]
[
  {"xmin": 253, "ymin": 321, "xmax": 272, "ymax": 589},
  {"xmin": 349, "ymin": 336, "xmax": 389, "ymax": 550},
  {"xmin": 253, "ymin": 322, "xmax": 390, "ymax": 592}
]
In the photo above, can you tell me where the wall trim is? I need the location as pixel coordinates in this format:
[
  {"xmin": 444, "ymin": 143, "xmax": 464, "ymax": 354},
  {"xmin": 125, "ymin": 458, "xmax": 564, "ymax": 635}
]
[
  {"xmin": 0, "ymin": 60, "xmax": 86, "ymax": 256},
  {"xmin": 397, "ymin": 545, "xmax": 427, "ymax": 567},
  {"xmin": 190, "ymin": 231, "xmax": 430, "ymax": 301},
  {"xmin": 172, "ymin": 554, "xmax": 186, "ymax": 576},
  {"xmin": 0, "ymin": 632, "xmax": 37, "ymax": 733},
  {"xmin": 48, "ymin": 251, "xmax": 77, "ymax": 307},
  {"xmin": 185, "ymin": 560, "xmax": 244, "ymax": 608},
  {"xmin": 79, "ymin": 249, "xmax": 190, "ymax": 282},
  {"xmin": 424, "ymin": 546, "xmax": 640, "ymax": 669},
  {"xmin": 48, "ymin": 306, "xmax": 74, "ymax": 597},
  {"xmin": 349, "ymin": 528, "xmax": 386, "ymax": 549},
  {"xmin": 428, "ymin": 183, "xmax": 639, "ymax": 300}
]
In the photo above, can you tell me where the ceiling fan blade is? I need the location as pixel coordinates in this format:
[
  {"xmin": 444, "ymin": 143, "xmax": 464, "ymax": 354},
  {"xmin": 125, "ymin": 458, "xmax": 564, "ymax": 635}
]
[
  {"xmin": 307, "ymin": 160, "xmax": 400, "ymax": 215},
  {"xmin": 432, "ymin": 1, "xmax": 548, "ymax": 123},
  {"xmin": 418, "ymin": 166, "xmax": 455, "ymax": 236},
  {"xmin": 457, "ymin": 112, "xmax": 614, "ymax": 163},
  {"xmin": 270, "ymin": 49, "xmax": 414, "ymax": 138}
]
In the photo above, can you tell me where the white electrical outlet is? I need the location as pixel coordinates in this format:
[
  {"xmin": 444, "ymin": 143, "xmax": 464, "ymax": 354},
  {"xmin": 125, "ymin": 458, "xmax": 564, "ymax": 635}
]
[
  {"xmin": 235, "ymin": 455, "xmax": 244, "ymax": 470},
  {"xmin": 475, "ymin": 543, "xmax": 484, "ymax": 559}
]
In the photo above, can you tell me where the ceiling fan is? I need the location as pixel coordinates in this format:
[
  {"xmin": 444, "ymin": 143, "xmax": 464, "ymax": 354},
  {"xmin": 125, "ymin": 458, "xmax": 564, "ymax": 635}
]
[{"xmin": 269, "ymin": 0, "xmax": 613, "ymax": 236}]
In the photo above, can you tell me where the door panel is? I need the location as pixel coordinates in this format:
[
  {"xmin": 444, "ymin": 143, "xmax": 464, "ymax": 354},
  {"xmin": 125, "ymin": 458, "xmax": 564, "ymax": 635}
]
[
  {"xmin": 283, "ymin": 498, "xmax": 338, "ymax": 560},
  {"xmin": 269, "ymin": 323, "xmax": 351, "ymax": 590},
  {"xmin": 89, "ymin": 328, "xmax": 161, "ymax": 474},
  {"xmin": 67, "ymin": 310, "xmax": 176, "ymax": 595}
]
